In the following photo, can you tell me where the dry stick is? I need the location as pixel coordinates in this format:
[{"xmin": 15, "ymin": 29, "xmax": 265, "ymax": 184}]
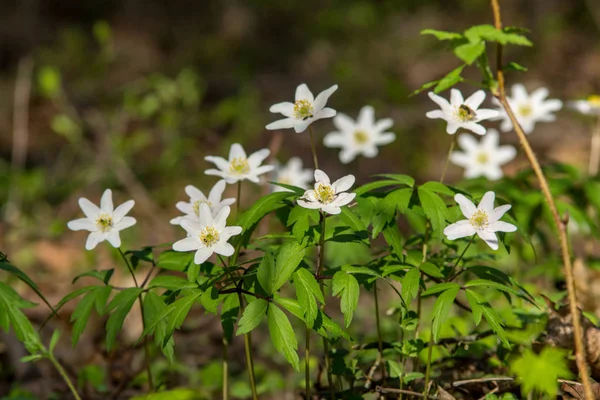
[
  {"xmin": 490, "ymin": 1, "xmax": 593, "ymax": 398},
  {"xmin": 588, "ymin": 116, "xmax": 600, "ymax": 176},
  {"xmin": 376, "ymin": 386, "xmax": 436, "ymax": 399}
]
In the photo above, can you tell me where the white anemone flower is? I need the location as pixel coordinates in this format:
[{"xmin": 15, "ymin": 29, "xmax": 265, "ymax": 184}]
[
  {"xmin": 568, "ymin": 95, "xmax": 600, "ymax": 116},
  {"xmin": 266, "ymin": 83, "xmax": 338, "ymax": 133},
  {"xmin": 444, "ymin": 191, "xmax": 517, "ymax": 250},
  {"xmin": 323, "ymin": 105, "xmax": 395, "ymax": 164},
  {"xmin": 170, "ymin": 180, "xmax": 235, "ymax": 225},
  {"xmin": 67, "ymin": 189, "xmax": 136, "ymax": 250},
  {"xmin": 297, "ymin": 169, "xmax": 356, "ymax": 215},
  {"xmin": 450, "ymin": 129, "xmax": 516, "ymax": 181},
  {"xmin": 426, "ymin": 89, "xmax": 499, "ymax": 135},
  {"xmin": 272, "ymin": 157, "xmax": 313, "ymax": 192},
  {"xmin": 172, "ymin": 204, "xmax": 242, "ymax": 264},
  {"xmin": 495, "ymin": 84, "xmax": 562, "ymax": 134},
  {"xmin": 205, "ymin": 143, "xmax": 275, "ymax": 184}
]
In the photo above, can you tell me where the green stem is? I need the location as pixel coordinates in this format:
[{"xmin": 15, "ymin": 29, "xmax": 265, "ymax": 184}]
[
  {"xmin": 305, "ymin": 325, "xmax": 311, "ymax": 399},
  {"xmin": 49, "ymin": 353, "xmax": 82, "ymax": 400},
  {"xmin": 222, "ymin": 336, "xmax": 228, "ymax": 400},
  {"xmin": 373, "ymin": 281, "xmax": 385, "ymax": 385},
  {"xmin": 118, "ymin": 248, "xmax": 154, "ymax": 391},
  {"xmin": 423, "ymin": 332, "xmax": 435, "ymax": 398},
  {"xmin": 447, "ymin": 235, "xmax": 476, "ymax": 282},
  {"xmin": 236, "ymin": 181, "xmax": 242, "ymax": 220},
  {"xmin": 308, "ymin": 126, "xmax": 319, "ymax": 170},
  {"xmin": 440, "ymin": 135, "xmax": 456, "ymax": 184}
]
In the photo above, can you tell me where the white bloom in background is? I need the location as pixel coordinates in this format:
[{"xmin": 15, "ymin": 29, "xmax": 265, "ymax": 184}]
[
  {"xmin": 67, "ymin": 189, "xmax": 136, "ymax": 250},
  {"xmin": 495, "ymin": 84, "xmax": 562, "ymax": 134},
  {"xmin": 323, "ymin": 105, "xmax": 396, "ymax": 164},
  {"xmin": 297, "ymin": 169, "xmax": 356, "ymax": 215},
  {"xmin": 172, "ymin": 204, "xmax": 242, "ymax": 264},
  {"xmin": 170, "ymin": 180, "xmax": 235, "ymax": 225},
  {"xmin": 266, "ymin": 83, "xmax": 338, "ymax": 133},
  {"xmin": 426, "ymin": 89, "xmax": 499, "ymax": 135},
  {"xmin": 444, "ymin": 191, "xmax": 517, "ymax": 250},
  {"xmin": 450, "ymin": 129, "xmax": 516, "ymax": 181},
  {"xmin": 568, "ymin": 95, "xmax": 600, "ymax": 116},
  {"xmin": 205, "ymin": 143, "xmax": 275, "ymax": 184},
  {"xmin": 272, "ymin": 157, "xmax": 313, "ymax": 192}
]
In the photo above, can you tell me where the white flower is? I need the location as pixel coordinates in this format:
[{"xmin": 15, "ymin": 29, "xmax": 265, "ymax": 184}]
[
  {"xmin": 67, "ymin": 189, "xmax": 136, "ymax": 250},
  {"xmin": 426, "ymin": 89, "xmax": 499, "ymax": 135},
  {"xmin": 205, "ymin": 143, "xmax": 275, "ymax": 184},
  {"xmin": 170, "ymin": 180, "xmax": 235, "ymax": 225},
  {"xmin": 266, "ymin": 83, "xmax": 338, "ymax": 133},
  {"xmin": 172, "ymin": 204, "xmax": 242, "ymax": 264},
  {"xmin": 272, "ymin": 157, "xmax": 313, "ymax": 192},
  {"xmin": 495, "ymin": 84, "xmax": 562, "ymax": 134},
  {"xmin": 450, "ymin": 129, "xmax": 516, "ymax": 181},
  {"xmin": 568, "ymin": 95, "xmax": 600, "ymax": 116},
  {"xmin": 323, "ymin": 105, "xmax": 395, "ymax": 164},
  {"xmin": 297, "ymin": 169, "xmax": 356, "ymax": 215},
  {"xmin": 444, "ymin": 191, "xmax": 517, "ymax": 250}
]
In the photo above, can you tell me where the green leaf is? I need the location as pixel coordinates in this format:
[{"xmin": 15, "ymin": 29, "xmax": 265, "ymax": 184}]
[
  {"xmin": 464, "ymin": 279, "xmax": 522, "ymax": 297},
  {"xmin": 238, "ymin": 192, "xmax": 294, "ymax": 232},
  {"xmin": 257, "ymin": 253, "xmax": 275, "ymax": 295},
  {"xmin": 431, "ymin": 286, "xmax": 459, "ymax": 342},
  {"xmin": 293, "ymin": 269, "xmax": 324, "ymax": 327},
  {"xmin": 332, "ymin": 272, "xmax": 360, "ymax": 327},
  {"xmin": 382, "ymin": 222, "xmax": 403, "ymax": 258},
  {"xmin": 464, "ymin": 24, "xmax": 532, "ymax": 46},
  {"xmin": 421, "ymin": 29, "xmax": 463, "ymax": 41},
  {"xmin": 354, "ymin": 179, "xmax": 400, "ymax": 196},
  {"xmin": 465, "ymin": 289, "xmax": 483, "ymax": 325},
  {"xmin": 49, "ymin": 330, "xmax": 60, "ymax": 354},
  {"xmin": 267, "ymin": 304, "xmax": 299, "ymax": 370},
  {"xmin": 0, "ymin": 262, "xmax": 57, "ymax": 316},
  {"xmin": 142, "ymin": 290, "xmax": 202, "ymax": 341},
  {"xmin": 422, "ymin": 282, "xmax": 460, "ymax": 297},
  {"xmin": 434, "ymin": 65, "xmax": 465, "ymax": 93},
  {"xmin": 268, "ymin": 181, "xmax": 305, "ymax": 195},
  {"xmin": 419, "ymin": 262, "xmax": 444, "ymax": 278},
  {"xmin": 70, "ymin": 289, "xmax": 98, "ymax": 346},
  {"xmin": 38, "ymin": 66, "xmax": 61, "ymax": 98},
  {"xmin": 72, "ymin": 269, "xmax": 115, "ymax": 285},
  {"xmin": 385, "ymin": 188, "xmax": 413, "ymax": 214},
  {"xmin": 0, "ymin": 282, "xmax": 37, "ymax": 341},
  {"xmin": 417, "ymin": 186, "xmax": 449, "ymax": 237},
  {"xmin": 287, "ymin": 206, "xmax": 319, "ymax": 243},
  {"xmin": 481, "ymin": 304, "xmax": 509, "ymax": 346},
  {"xmin": 387, "ymin": 360, "xmax": 403, "ymax": 378},
  {"xmin": 420, "ymin": 181, "xmax": 455, "ymax": 196},
  {"xmin": 340, "ymin": 207, "xmax": 367, "ymax": 233},
  {"xmin": 375, "ymin": 174, "xmax": 415, "ymax": 187},
  {"xmin": 148, "ymin": 275, "xmax": 197, "ymax": 290},
  {"xmin": 410, "ymin": 80, "xmax": 439, "ymax": 96},
  {"xmin": 157, "ymin": 251, "xmax": 194, "ymax": 272},
  {"xmin": 401, "ymin": 268, "xmax": 420, "ymax": 306},
  {"xmin": 454, "ymin": 40, "xmax": 485, "ymax": 65},
  {"xmin": 143, "ymin": 292, "xmax": 174, "ymax": 362},
  {"xmin": 237, "ymin": 299, "xmax": 268, "ymax": 335},
  {"xmin": 105, "ymin": 288, "xmax": 143, "ymax": 350},
  {"xmin": 505, "ymin": 61, "xmax": 528, "ymax": 72},
  {"xmin": 272, "ymin": 242, "xmax": 306, "ymax": 292},
  {"xmin": 511, "ymin": 348, "xmax": 572, "ymax": 398}
]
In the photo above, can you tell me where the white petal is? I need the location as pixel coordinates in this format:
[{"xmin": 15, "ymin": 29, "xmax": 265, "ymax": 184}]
[
  {"xmin": 489, "ymin": 204, "xmax": 512, "ymax": 223},
  {"xmin": 510, "ymin": 84, "xmax": 528, "ymax": 102},
  {"xmin": 484, "ymin": 166, "xmax": 503, "ymax": 181},
  {"xmin": 269, "ymin": 102, "xmax": 294, "ymax": 117},
  {"xmin": 208, "ymin": 180, "xmax": 226, "ymax": 204},
  {"xmin": 332, "ymin": 192, "xmax": 356, "ymax": 207},
  {"xmin": 85, "ymin": 232, "xmax": 105, "ymax": 250},
  {"xmin": 113, "ymin": 200, "xmax": 135, "ymax": 222},
  {"xmin": 194, "ymin": 248, "xmax": 214, "ymax": 264},
  {"xmin": 374, "ymin": 118, "xmax": 394, "ymax": 132},
  {"xmin": 464, "ymin": 90, "xmax": 486, "ymax": 110},
  {"xmin": 173, "ymin": 236, "xmax": 200, "ymax": 252},
  {"xmin": 314, "ymin": 169, "xmax": 330, "ymax": 185},
  {"xmin": 530, "ymin": 87, "xmax": 549, "ymax": 103},
  {"xmin": 78, "ymin": 197, "xmax": 101, "ymax": 220},
  {"xmin": 314, "ymin": 107, "xmax": 336, "ymax": 120},
  {"xmin": 170, "ymin": 216, "xmax": 184, "ymax": 225},
  {"xmin": 323, "ymin": 132, "xmax": 345, "ymax": 148},
  {"xmin": 488, "ymin": 220, "xmax": 517, "ymax": 233},
  {"xmin": 222, "ymin": 226, "xmax": 242, "ymax": 239},
  {"xmin": 450, "ymin": 89, "xmax": 464, "ymax": 107},
  {"xmin": 427, "ymin": 92, "xmax": 452, "ymax": 113},
  {"xmin": 446, "ymin": 122, "xmax": 460, "ymax": 134},
  {"xmin": 297, "ymin": 199, "xmax": 322, "ymax": 210},
  {"xmin": 495, "ymin": 146, "xmax": 516, "ymax": 164},
  {"xmin": 252, "ymin": 165, "xmax": 276, "ymax": 177},
  {"xmin": 214, "ymin": 242, "xmax": 235, "ymax": 257},
  {"xmin": 332, "ymin": 175, "xmax": 355, "ymax": 193},
  {"xmin": 475, "ymin": 109, "xmax": 500, "ymax": 121},
  {"xmin": 373, "ymin": 132, "xmax": 395, "ymax": 146},
  {"xmin": 454, "ymin": 194, "xmax": 476, "ymax": 218},
  {"xmin": 444, "ymin": 220, "xmax": 476, "ymax": 240},
  {"xmin": 426, "ymin": 110, "xmax": 447, "ymax": 120},
  {"xmin": 204, "ymin": 156, "xmax": 230, "ymax": 171},
  {"xmin": 266, "ymin": 118, "xmax": 296, "ymax": 131},
  {"xmin": 293, "ymin": 120, "xmax": 312, "ymax": 133},
  {"xmin": 180, "ymin": 218, "xmax": 202, "ymax": 235},
  {"xmin": 333, "ymin": 113, "xmax": 357, "ymax": 132},
  {"xmin": 322, "ymin": 205, "xmax": 341, "ymax": 215},
  {"xmin": 105, "ymin": 231, "xmax": 121, "ymax": 248},
  {"xmin": 229, "ymin": 143, "xmax": 246, "ymax": 160},
  {"xmin": 185, "ymin": 185, "xmax": 206, "ymax": 201},
  {"xmin": 313, "ymin": 85, "xmax": 338, "ymax": 112},
  {"xmin": 295, "ymin": 84, "xmax": 315, "ymax": 102},
  {"xmin": 205, "ymin": 169, "xmax": 234, "ymax": 182},
  {"xmin": 357, "ymin": 105, "xmax": 374, "ymax": 127},
  {"xmin": 542, "ymin": 99, "xmax": 563, "ymax": 112},
  {"xmin": 248, "ymin": 148, "xmax": 270, "ymax": 168},
  {"xmin": 457, "ymin": 133, "xmax": 479, "ymax": 153},
  {"xmin": 339, "ymin": 149, "xmax": 357, "ymax": 164},
  {"xmin": 477, "ymin": 230, "xmax": 499, "ymax": 250},
  {"xmin": 478, "ymin": 191, "xmax": 496, "ymax": 213},
  {"xmin": 462, "ymin": 122, "xmax": 487, "ymax": 136},
  {"xmin": 213, "ymin": 206, "xmax": 231, "ymax": 230},
  {"xmin": 67, "ymin": 218, "xmax": 96, "ymax": 232},
  {"xmin": 198, "ymin": 203, "xmax": 215, "ymax": 226},
  {"xmin": 100, "ymin": 189, "xmax": 113, "ymax": 213},
  {"xmin": 449, "ymin": 152, "xmax": 470, "ymax": 167},
  {"xmin": 361, "ymin": 145, "xmax": 378, "ymax": 158},
  {"xmin": 114, "ymin": 216, "xmax": 136, "ymax": 231}
]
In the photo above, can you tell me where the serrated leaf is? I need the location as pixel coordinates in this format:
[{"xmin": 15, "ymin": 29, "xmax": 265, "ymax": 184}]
[
  {"xmin": 267, "ymin": 304, "xmax": 299, "ymax": 370},
  {"xmin": 431, "ymin": 286, "xmax": 459, "ymax": 342},
  {"xmin": 422, "ymin": 282, "xmax": 460, "ymax": 297},
  {"xmin": 0, "ymin": 262, "xmax": 56, "ymax": 316},
  {"xmin": 354, "ymin": 179, "xmax": 400, "ymax": 196},
  {"xmin": 332, "ymin": 272, "xmax": 360, "ymax": 327},
  {"xmin": 464, "ymin": 279, "xmax": 521, "ymax": 297},
  {"xmin": 143, "ymin": 292, "xmax": 174, "ymax": 362},
  {"xmin": 388, "ymin": 360, "xmax": 403, "ymax": 378},
  {"xmin": 148, "ymin": 275, "xmax": 197, "ymax": 290},
  {"xmin": 49, "ymin": 330, "xmax": 60, "ymax": 354},
  {"xmin": 268, "ymin": 181, "xmax": 305, "ymax": 195},
  {"xmin": 385, "ymin": 188, "xmax": 413, "ymax": 214},
  {"xmin": 257, "ymin": 253, "xmax": 275, "ymax": 295},
  {"xmin": 382, "ymin": 222, "xmax": 403, "ymax": 258},
  {"xmin": 401, "ymin": 268, "xmax": 420, "ymax": 306},
  {"xmin": 505, "ymin": 61, "xmax": 528, "ymax": 72},
  {"xmin": 481, "ymin": 304, "xmax": 509, "ymax": 347},
  {"xmin": 72, "ymin": 269, "xmax": 115, "ymax": 285},
  {"xmin": 465, "ymin": 289, "xmax": 483, "ymax": 325},
  {"xmin": 106, "ymin": 287, "xmax": 143, "ymax": 350},
  {"xmin": 421, "ymin": 29, "xmax": 463, "ymax": 41},
  {"xmin": 70, "ymin": 289, "xmax": 98, "ymax": 346},
  {"xmin": 375, "ymin": 174, "xmax": 415, "ymax": 187},
  {"xmin": 272, "ymin": 242, "xmax": 306, "ymax": 292},
  {"xmin": 434, "ymin": 65, "xmax": 465, "ymax": 93},
  {"xmin": 417, "ymin": 186, "xmax": 449, "ymax": 237},
  {"xmin": 511, "ymin": 348, "xmax": 572, "ymax": 398},
  {"xmin": 340, "ymin": 207, "xmax": 367, "ymax": 233},
  {"xmin": 237, "ymin": 299, "xmax": 268, "ymax": 335},
  {"xmin": 293, "ymin": 269, "xmax": 323, "ymax": 327},
  {"xmin": 454, "ymin": 40, "xmax": 485, "ymax": 65},
  {"xmin": 238, "ymin": 191, "xmax": 294, "ymax": 232},
  {"xmin": 420, "ymin": 262, "xmax": 444, "ymax": 278},
  {"xmin": 420, "ymin": 181, "xmax": 455, "ymax": 196},
  {"xmin": 157, "ymin": 251, "xmax": 194, "ymax": 271}
]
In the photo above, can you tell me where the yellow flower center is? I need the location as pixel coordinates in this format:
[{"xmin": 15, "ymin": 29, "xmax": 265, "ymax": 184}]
[
  {"xmin": 457, "ymin": 104, "xmax": 477, "ymax": 122},
  {"xmin": 229, "ymin": 157, "xmax": 250, "ymax": 175},
  {"xmin": 95, "ymin": 214, "xmax": 113, "ymax": 233},
  {"xmin": 476, "ymin": 152, "xmax": 489, "ymax": 164},
  {"xmin": 587, "ymin": 95, "xmax": 600, "ymax": 107},
  {"xmin": 293, "ymin": 99, "xmax": 314, "ymax": 120},
  {"xmin": 518, "ymin": 104, "xmax": 532, "ymax": 117},
  {"xmin": 354, "ymin": 130, "xmax": 369, "ymax": 144},
  {"xmin": 200, "ymin": 226, "xmax": 220, "ymax": 247},
  {"xmin": 192, "ymin": 200, "xmax": 212, "ymax": 216},
  {"xmin": 469, "ymin": 209, "xmax": 489, "ymax": 230},
  {"xmin": 315, "ymin": 184, "xmax": 335, "ymax": 204}
]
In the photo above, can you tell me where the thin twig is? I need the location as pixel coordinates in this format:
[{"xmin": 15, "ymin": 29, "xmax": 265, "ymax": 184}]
[
  {"xmin": 489, "ymin": 2, "xmax": 593, "ymax": 398},
  {"xmin": 588, "ymin": 116, "xmax": 600, "ymax": 176},
  {"xmin": 376, "ymin": 386, "xmax": 436, "ymax": 399},
  {"xmin": 452, "ymin": 376, "xmax": 513, "ymax": 387}
]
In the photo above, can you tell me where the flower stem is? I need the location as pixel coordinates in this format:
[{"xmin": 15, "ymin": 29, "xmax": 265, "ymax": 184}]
[
  {"xmin": 423, "ymin": 331, "xmax": 435, "ymax": 398},
  {"xmin": 447, "ymin": 235, "xmax": 475, "ymax": 282},
  {"xmin": 588, "ymin": 116, "xmax": 600, "ymax": 176},
  {"xmin": 440, "ymin": 135, "xmax": 456, "ymax": 184},
  {"xmin": 373, "ymin": 281, "xmax": 386, "ymax": 385},
  {"xmin": 308, "ymin": 126, "xmax": 320, "ymax": 170},
  {"xmin": 117, "ymin": 247, "xmax": 154, "ymax": 392},
  {"xmin": 490, "ymin": 1, "xmax": 593, "ymax": 398},
  {"xmin": 236, "ymin": 181, "xmax": 242, "ymax": 220},
  {"xmin": 222, "ymin": 336, "xmax": 228, "ymax": 400},
  {"xmin": 305, "ymin": 324, "xmax": 311, "ymax": 400},
  {"xmin": 48, "ymin": 352, "xmax": 82, "ymax": 400}
]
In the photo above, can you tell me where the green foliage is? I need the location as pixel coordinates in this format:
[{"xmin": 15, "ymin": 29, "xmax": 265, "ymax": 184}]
[
  {"xmin": 267, "ymin": 304, "xmax": 299, "ymax": 371},
  {"xmin": 332, "ymin": 271, "xmax": 360, "ymax": 327},
  {"xmin": 105, "ymin": 287, "xmax": 143, "ymax": 350},
  {"xmin": 511, "ymin": 348, "xmax": 572, "ymax": 397}
]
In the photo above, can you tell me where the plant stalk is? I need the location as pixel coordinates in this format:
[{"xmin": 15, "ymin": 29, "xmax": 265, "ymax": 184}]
[
  {"xmin": 423, "ymin": 332, "xmax": 435, "ymax": 398},
  {"xmin": 440, "ymin": 135, "xmax": 456, "ymax": 184},
  {"xmin": 305, "ymin": 325, "xmax": 311, "ymax": 399},
  {"xmin": 373, "ymin": 281, "xmax": 386, "ymax": 385},
  {"xmin": 222, "ymin": 336, "xmax": 229, "ymax": 400},
  {"xmin": 236, "ymin": 181, "xmax": 242, "ymax": 220},
  {"xmin": 308, "ymin": 126, "xmax": 320, "ymax": 170},
  {"xmin": 490, "ymin": 1, "xmax": 593, "ymax": 398},
  {"xmin": 49, "ymin": 353, "xmax": 82, "ymax": 400},
  {"xmin": 588, "ymin": 116, "xmax": 600, "ymax": 176}
]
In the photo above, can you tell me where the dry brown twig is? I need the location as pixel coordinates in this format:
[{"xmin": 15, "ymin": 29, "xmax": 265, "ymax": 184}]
[{"xmin": 489, "ymin": 0, "xmax": 593, "ymax": 398}]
